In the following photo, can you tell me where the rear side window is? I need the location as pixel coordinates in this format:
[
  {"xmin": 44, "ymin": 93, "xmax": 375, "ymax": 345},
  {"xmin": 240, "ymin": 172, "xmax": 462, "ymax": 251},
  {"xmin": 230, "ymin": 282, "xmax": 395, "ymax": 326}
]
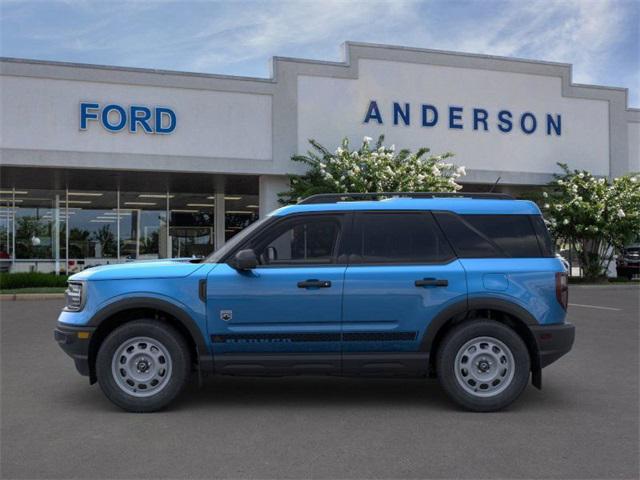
[
  {"xmin": 433, "ymin": 212, "xmax": 501, "ymax": 258},
  {"xmin": 351, "ymin": 212, "xmax": 454, "ymax": 264},
  {"xmin": 462, "ymin": 215, "xmax": 542, "ymax": 257},
  {"xmin": 530, "ymin": 215, "xmax": 555, "ymax": 257},
  {"xmin": 434, "ymin": 212, "xmax": 544, "ymax": 258}
]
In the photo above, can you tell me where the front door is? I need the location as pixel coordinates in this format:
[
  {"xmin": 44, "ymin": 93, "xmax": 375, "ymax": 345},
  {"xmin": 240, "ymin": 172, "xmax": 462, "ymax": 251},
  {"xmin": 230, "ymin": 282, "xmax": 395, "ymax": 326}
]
[
  {"xmin": 207, "ymin": 213, "xmax": 348, "ymax": 374},
  {"xmin": 341, "ymin": 211, "xmax": 467, "ymax": 374}
]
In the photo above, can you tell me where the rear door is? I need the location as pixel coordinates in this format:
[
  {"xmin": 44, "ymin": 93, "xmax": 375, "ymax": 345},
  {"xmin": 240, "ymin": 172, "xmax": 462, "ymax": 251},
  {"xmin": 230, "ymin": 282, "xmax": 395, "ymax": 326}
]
[{"xmin": 341, "ymin": 211, "xmax": 467, "ymax": 374}]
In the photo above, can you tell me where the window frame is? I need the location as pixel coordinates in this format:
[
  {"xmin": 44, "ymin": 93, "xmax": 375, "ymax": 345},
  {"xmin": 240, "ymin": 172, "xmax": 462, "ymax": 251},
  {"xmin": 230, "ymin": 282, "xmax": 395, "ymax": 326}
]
[
  {"xmin": 221, "ymin": 212, "xmax": 350, "ymax": 268},
  {"xmin": 347, "ymin": 210, "xmax": 457, "ymax": 266}
]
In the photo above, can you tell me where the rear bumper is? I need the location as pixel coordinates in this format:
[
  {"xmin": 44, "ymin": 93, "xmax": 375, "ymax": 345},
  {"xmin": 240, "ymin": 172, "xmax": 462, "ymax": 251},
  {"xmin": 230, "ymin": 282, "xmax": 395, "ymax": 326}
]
[
  {"xmin": 54, "ymin": 324, "xmax": 95, "ymax": 377},
  {"xmin": 530, "ymin": 322, "xmax": 575, "ymax": 368},
  {"xmin": 616, "ymin": 264, "xmax": 640, "ymax": 276}
]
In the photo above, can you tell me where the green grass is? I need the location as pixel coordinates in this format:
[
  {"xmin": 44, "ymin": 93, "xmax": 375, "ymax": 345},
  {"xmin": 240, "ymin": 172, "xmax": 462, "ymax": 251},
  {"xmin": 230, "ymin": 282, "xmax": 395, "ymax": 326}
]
[{"xmin": 0, "ymin": 287, "xmax": 66, "ymax": 294}]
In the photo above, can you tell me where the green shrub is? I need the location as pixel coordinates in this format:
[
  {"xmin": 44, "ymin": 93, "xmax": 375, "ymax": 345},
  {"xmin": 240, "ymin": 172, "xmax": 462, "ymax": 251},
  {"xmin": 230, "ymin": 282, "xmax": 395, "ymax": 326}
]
[
  {"xmin": 0, "ymin": 272, "xmax": 69, "ymax": 290},
  {"xmin": 542, "ymin": 164, "xmax": 640, "ymax": 281},
  {"xmin": 279, "ymin": 135, "xmax": 464, "ymax": 204}
]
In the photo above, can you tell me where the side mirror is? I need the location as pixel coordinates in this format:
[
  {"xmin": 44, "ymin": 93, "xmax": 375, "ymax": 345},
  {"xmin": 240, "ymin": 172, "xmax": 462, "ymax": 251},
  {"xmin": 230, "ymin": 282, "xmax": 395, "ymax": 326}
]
[{"xmin": 231, "ymin": 249, "xmax": 258, "ymax": 271}]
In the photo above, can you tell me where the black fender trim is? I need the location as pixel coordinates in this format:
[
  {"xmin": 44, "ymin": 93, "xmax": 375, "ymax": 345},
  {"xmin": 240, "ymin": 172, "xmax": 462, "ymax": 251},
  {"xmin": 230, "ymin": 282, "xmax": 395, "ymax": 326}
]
[
  {"xmin": 467, "ymin": 297, "xmax": 542, "ymax": 388},
  {"xmin": 420, "ymin": 298, "xmax": 469, "ymax": 353},
  {"xmin": 421, "ymin": 296, "xmax": 543, "ymax": 388},
  {"xmin": 87, "ymin": 298, "xmax": 213, "ymax": 377},
  {"xmin": 467, "ymin": 297, "xmax": 539, "ymax": 325}
]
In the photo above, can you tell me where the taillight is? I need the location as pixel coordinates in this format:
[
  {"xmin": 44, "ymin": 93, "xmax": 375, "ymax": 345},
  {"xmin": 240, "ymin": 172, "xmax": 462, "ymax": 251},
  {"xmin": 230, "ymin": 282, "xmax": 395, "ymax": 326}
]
[{"xmin": 555, "ymin": 272, "xmax": 568, "ymax": 310}]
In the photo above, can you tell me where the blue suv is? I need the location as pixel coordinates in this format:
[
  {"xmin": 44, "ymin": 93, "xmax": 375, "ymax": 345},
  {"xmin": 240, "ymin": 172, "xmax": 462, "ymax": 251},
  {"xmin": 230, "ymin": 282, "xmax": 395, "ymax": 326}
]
[{"xmin": 55, "ymin": 192, "xmax": 575, "ymax": 412}]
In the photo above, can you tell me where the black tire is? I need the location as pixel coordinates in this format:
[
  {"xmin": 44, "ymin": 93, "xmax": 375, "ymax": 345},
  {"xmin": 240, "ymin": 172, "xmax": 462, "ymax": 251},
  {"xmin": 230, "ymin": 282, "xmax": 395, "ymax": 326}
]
[
  {"xmin": 436, "ymin": 319, "xmax": 530, "ymax": 412},
  {"xmin": 96, "ymin": 319, "xmax": 191, "ymax": 412}
]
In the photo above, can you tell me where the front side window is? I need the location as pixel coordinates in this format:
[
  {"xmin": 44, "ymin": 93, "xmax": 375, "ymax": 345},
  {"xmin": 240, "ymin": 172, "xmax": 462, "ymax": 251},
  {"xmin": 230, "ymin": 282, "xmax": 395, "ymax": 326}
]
[
  {"xmin": 253, "ymin": 216, "xmax": 341, "ymax": 266},
  {"xmin": 351, "ymin": 212, "xmax": 454, "ymax": 264}
]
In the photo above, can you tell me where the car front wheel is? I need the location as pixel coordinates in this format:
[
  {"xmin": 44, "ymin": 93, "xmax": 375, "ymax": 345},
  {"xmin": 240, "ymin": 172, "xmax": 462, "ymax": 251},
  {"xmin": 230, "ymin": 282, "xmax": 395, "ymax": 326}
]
[
  {"xmin": 436, "ymin": 320, "xmax": 530, "ymax": 412},
  {"xmin": 96, "ymin": 320, "xmax": 191, "ymax": 412}
]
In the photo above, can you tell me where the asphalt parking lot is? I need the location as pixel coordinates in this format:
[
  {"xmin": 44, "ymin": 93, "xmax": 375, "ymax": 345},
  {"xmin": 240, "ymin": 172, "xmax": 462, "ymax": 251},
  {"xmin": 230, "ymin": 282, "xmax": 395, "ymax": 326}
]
[{"xmin": 1, "ymin": 285, "xmax": 638, "ymax": 479}]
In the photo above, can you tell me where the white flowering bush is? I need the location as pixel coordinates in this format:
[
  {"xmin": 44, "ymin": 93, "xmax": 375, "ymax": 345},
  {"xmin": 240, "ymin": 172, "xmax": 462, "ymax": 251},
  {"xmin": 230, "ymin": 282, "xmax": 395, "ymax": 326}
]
[
  {"xmin": 542, "ymin": 163, "xmax": 640, "ymax": 280},
  {"xmin": 279, "ymin": 135, "xmax": 465, "ymax": 204}
]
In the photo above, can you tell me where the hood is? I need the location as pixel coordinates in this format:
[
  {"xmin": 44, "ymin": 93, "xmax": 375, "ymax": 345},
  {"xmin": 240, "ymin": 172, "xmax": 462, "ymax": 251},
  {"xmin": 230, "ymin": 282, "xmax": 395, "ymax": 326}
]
[{"xmin": 69, "ymin": 259, "xmax": 206, "ymax": 281}]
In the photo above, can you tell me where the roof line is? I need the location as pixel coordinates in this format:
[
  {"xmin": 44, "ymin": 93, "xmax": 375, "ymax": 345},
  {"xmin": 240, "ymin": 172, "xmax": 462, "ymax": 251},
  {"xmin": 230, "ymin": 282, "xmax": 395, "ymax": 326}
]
[
  {"xmin": 1, "ymin": 41, "xmax": 636, "ymax": 108},
  {"xmin": 0, "ymin": 56, "xmax": 274, "ymax": 84},
  {"xmin": 344, "ymin": 41, "xmax": 574, "ymax": 68}
]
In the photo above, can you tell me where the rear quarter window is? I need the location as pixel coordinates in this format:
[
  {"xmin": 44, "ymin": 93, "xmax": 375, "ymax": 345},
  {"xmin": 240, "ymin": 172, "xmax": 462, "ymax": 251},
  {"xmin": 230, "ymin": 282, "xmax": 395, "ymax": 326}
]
[
  {"xmin": 530, "ymin": 215, "xmax": 555, "ymax": 257},
  {"xmin": 434, "ymin": 212, "xmax": 546, "ymax": 258}
]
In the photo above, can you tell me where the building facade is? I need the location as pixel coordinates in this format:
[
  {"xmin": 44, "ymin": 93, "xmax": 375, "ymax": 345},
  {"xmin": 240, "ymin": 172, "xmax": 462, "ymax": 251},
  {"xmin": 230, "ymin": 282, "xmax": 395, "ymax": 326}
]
[{"xmin": 1, "ymin": 42, "xmax": 638, "ymax": 273}]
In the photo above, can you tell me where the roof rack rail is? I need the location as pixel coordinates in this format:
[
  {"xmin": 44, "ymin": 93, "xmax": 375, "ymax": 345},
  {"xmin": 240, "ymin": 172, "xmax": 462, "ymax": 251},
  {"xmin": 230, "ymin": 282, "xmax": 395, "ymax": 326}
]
[{"xmin": 297, "ymin": 191, "xmax": 514, "ymax": 205}]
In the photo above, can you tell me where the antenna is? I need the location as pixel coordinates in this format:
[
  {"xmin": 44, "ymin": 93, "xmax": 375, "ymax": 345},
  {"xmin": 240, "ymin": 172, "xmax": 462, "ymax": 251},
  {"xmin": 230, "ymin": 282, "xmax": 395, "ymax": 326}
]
[{"xmin": 489, "ymin": 176, "xmax": 502, "ymax": 193}]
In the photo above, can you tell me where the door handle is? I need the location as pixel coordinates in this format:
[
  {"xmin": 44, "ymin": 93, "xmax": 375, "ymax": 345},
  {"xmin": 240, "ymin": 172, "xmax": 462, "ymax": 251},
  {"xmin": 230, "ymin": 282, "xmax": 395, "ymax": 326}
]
[
  {"xmin": 415, "ymin": 278, "xmax": 448, "ymax": 287},
  {"xmin": 297, "ymin": 279, "xmax": 332, "ymax": 289}
]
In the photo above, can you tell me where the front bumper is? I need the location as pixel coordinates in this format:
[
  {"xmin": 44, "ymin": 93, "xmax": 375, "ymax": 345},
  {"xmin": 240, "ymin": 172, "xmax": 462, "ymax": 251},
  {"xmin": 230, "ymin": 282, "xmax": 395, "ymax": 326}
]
[
  {"xmin": 530, "ymin": 322, "xmax": 575, "ymax": 368},
  {"xmin": 54, "ymin": 324, "xmax": 95, "ymax": 377}
]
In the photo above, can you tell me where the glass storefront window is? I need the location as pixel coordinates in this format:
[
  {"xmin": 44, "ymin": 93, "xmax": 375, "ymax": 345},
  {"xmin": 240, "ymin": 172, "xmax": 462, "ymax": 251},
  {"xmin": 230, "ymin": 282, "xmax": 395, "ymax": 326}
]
[
  {"xmin": 13, "ymin": 189, "xmax": 65, "ymax": 261},
  {"xmin": 225, "ymin": 194, "xmax": 259, "ymax": 241},
  {"xmin": 0, "ymin": 193, "xmax": 15, "ymax": 271},
  {"xmin": 66, "ymin": 191, "xmax": 118, "ymax": 271},
  {"xmin": 170, "ymin": 193, "xmax": 215, "ymax": 258},
  {"xmin": 0, "ymin": 183, "xmax": 259, "ymax": 273},
  {"xmin": 119, "ymin": 192, "xmax": 169, "ymax": 260}
]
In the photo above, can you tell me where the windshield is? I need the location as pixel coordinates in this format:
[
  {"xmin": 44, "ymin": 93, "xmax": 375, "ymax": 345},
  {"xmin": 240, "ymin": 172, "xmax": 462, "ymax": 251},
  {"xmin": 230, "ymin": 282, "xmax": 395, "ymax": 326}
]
[{"xmin": 205, "ymin": 216, "xmax": 271, "ymax": 263}]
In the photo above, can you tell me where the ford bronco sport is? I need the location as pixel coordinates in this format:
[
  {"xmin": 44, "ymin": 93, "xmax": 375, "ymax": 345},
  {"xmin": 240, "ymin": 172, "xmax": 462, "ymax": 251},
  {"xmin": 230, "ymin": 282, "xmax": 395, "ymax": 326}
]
[{"xmin": 55, "ymin": 192, "xmax": 575, "ymax": 412}]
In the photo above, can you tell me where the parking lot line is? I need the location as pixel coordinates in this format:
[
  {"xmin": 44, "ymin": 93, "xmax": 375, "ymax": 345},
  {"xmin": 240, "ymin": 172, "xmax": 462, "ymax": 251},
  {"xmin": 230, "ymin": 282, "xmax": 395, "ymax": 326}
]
[{"xmin": 568, "ymin": 303, "xmax": 621, "ymax": 311}]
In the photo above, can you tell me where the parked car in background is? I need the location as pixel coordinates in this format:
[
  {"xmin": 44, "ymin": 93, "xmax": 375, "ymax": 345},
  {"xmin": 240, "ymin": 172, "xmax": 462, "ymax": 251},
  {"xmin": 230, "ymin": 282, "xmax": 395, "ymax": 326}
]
[
  {"xmin": 55, "ymin": 192, "xmax": 574, "ymax": 413},
  {"xmin": 0, "ymin": 251, "xmax": 10, "ymax": 272},
  {"xmin": 616, "ymin": 243, "xmax": 640, "ymax": 280}
]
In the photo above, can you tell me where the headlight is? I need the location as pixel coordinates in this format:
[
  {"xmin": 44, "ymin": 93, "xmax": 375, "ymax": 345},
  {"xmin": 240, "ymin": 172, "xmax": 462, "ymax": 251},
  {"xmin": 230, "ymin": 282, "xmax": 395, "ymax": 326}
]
[{"xmin": 64, "ymin": 282, "xmax": 85, "ymax": 312}]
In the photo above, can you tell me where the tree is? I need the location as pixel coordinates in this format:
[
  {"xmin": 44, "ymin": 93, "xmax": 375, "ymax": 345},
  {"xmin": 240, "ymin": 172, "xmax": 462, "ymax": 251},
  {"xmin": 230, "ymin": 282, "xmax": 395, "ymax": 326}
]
[
  {"xmin": 542, "ymin": 163, "xmax": 640, "ymax": 280},
  {"xmin": 92, "ymin": 225, "xmax": 116, "ymax": 257},
  {"xmin": 68, "ymin": 227, "xmax": 91, "ymax": 258},
  {"xmin": 15, "ymin": 215, "xmax": 50, "ymax": 259},
  {"xmin": 279, "ymin": 135, "xmax": 465, "ymax": 204}
]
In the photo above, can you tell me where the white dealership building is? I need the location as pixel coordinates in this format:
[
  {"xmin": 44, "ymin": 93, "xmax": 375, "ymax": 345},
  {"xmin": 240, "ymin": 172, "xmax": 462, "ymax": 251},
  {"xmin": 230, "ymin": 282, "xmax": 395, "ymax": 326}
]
[{"xmin": 0, "ymin": 42, "xmax": 638, "ymax": 272}]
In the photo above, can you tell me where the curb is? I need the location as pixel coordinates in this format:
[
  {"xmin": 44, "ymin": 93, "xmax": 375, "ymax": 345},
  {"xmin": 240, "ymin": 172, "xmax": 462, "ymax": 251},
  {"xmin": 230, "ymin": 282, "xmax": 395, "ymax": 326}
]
[{"xmin": 0, "ymin": 293, "xmax": 65, "ymax": 301}]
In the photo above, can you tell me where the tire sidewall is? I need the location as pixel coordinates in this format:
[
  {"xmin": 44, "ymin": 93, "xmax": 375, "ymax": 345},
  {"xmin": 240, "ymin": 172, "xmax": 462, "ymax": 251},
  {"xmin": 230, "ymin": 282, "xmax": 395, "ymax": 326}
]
[
  {"xmin": 96, "ymin": 320, "xmax": 190, "ymax": 412},
  {"xmin": 437, "ymin": 320, "xmax": 531, "ymax": 412}
]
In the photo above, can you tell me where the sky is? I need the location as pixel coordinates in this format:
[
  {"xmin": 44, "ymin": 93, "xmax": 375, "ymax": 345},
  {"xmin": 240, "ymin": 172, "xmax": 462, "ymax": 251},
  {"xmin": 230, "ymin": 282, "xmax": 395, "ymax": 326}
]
[{"xmin": 1, "ymin": 0, "xmax": 638, "ymax": 106}]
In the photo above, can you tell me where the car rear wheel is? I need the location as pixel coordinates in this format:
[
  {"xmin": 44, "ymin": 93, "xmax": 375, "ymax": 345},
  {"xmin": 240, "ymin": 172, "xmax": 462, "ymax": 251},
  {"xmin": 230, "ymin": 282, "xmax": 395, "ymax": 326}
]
[
  {"xmin": 96, "ymin": 320, "xmax": 191, "ymax": 412},
  {"xmin": 436, "ymin": 320, "xmax": 530, "ymax": 412}
]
